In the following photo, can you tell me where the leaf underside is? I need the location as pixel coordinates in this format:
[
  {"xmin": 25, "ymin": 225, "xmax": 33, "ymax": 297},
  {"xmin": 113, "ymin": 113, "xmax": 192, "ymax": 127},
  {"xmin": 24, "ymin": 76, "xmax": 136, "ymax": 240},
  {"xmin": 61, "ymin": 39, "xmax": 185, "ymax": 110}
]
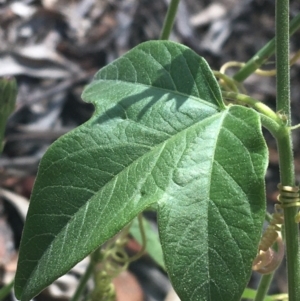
[{"xmin": 15, "ymin": 41, "xmax": 267, "ymax": 301}]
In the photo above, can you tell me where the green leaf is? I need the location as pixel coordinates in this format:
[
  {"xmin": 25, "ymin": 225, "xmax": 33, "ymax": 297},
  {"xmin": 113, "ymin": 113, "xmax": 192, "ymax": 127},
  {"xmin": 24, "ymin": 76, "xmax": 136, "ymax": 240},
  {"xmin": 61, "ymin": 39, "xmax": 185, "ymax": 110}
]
[
  {"xmin": 130, "ymin": 216, "xmax": 165, "ymax": 269},
  {"xmin": 14, "ymin": 41, "xmax": 267, "ymax": 301},
  {"xmin": 15, "ymin": 40, "xmax": 224, "ymax": 301},
  {"xmin": 158, "ymin": 106, "xmax": 267, "ymax": 301}
]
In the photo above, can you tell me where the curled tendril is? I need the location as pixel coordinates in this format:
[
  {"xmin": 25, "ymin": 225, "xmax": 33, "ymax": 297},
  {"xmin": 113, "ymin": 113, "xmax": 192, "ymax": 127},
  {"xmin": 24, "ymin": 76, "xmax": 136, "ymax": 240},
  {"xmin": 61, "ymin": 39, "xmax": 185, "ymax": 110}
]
[
  {"xmin": 217, "ymin": 51, "xmax": 300, "ymax": 103},
  {"xmin": 220, "ymin": 50, "xmax": 300, "ymax": 77},
  {"xmin": 253, "ymin": 184, "xmax": 300, "ymax": 274},
  {"xmin": 90, "ymin": 270, "xmax": 116, "ymax": 301},
  {"xmin": 277, "ymin": 184, "xmax": 300, "ymax": 223},
  {"xmin": 252, "ymin": 233, "xmax": 284, "ymax": 274},
  {"xmin": 252, "ymin": 205, "xmax": 284, "ymax": 274},
  {"xmin": 258, "ymin": 204, "xmax": 284, "ymax": 252},
  {"xmin": 213, "ymin": 71, "xmax": 240, "ymax": 92},
  {"xmin": 89, "ymin": 214, "xmax": 146, "ymax": 301}
]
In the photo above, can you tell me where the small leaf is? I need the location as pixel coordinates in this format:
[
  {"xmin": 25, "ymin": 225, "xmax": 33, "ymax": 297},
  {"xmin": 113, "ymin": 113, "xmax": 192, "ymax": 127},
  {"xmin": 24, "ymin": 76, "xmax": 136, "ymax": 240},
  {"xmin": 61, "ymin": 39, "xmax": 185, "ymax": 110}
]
[{"xmin": 15, "ymin": 40, "xmax": 225, "ymax": 301}]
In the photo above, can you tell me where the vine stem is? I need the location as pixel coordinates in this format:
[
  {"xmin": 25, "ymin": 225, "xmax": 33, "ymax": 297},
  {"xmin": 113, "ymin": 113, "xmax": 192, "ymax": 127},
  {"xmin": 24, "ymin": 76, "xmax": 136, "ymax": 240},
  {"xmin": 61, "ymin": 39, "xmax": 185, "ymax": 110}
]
[
  {"xmin": 233, "ymin": 12, "xmax": 300, "ymax": 82},
  {"xmin": 70, "ymin": 249, "xmax": 101, "ymax": 301},
  {"xmin": 276, "ymin": 0, "xmax": 291, "ymax": 120},
  {"xmin": 160, "ymin": 0, "xmax": 180, "ymax": 40},
  {"xmin": 227, "ymin": 3, "xmax": 300, "ymax": 300},
  {"xmin": 0, "ymin": 279, "xmax": 14, "ymax": 299},
  {"xmin": 277, "ymin": 133, "xmax": 300, "ymax": 301},
  {"xmin": 222, "ymin": 91, "xmax": 287, "ymax": 141},
  {"xmin": 275, "ymin": 1, "xmax": 300, "ymax": 300},
  {"xmin": 254, "ymin": 273, "xmax": 274, "ymax": 301},
  {"xmin": 222, "ymin": 91, "xmax": 282, "ymax": 123}
]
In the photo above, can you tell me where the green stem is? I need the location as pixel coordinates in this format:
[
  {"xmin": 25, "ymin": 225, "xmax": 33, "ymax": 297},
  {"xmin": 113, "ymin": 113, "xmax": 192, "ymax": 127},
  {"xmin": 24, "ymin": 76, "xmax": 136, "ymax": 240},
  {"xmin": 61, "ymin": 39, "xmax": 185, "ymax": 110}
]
[
  {"xmin": 213, "ymin": 71, "xmax": 239, "ymax": 92},
  {"xmin": 222, "ymin": 91, "xmax": 286, "ymax": 138},
  {"xmin": 233, "ymin": 12, "xmax": 300, "ymax": 82},
  {"xmin": 70, "ymin": 251, "xmax": 100, "ymax": 301},
  {"xmin": 275, "ymin": 1, "xmax": 300, "ymax": 300},
  {"xmin": 276, "ymin": 1, "xmax": 291, "ymax": 120},
  {"xmin": 0, "ymin": 279, "xmax": 14, "ymax": 300},
  {"xmin": 160, "ymin": 0, "xmax": 180, "ymax": 40},
  {"xmin": 0, "ymin": 76, "xmax": 17, "ymax": 153},
  {"xmin": 259, "ymin": 114, "xmax": 283, "ymax": 139},
  {"xmin": 222, "ymin": 91, "xmax": 282, "ymax": 124},
  {"xmin": 254, "ymin": 273, "xmax": 274, "ymax": 301},
  {"xmin": 70, "ymin": 262, "xmax": 93, "ymax": 301},
  {"xmin": 128, "ymin": 214, "xmax": 146, "ymax": 262},
  {"xmin": 277, "ymin": 133, "xmax": 300, "ymax": 301}
]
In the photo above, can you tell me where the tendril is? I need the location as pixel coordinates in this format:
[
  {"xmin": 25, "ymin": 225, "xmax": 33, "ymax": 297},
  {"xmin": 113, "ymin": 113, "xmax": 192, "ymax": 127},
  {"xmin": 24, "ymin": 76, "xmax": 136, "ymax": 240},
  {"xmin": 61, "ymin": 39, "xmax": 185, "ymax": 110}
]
[
  {"xmin": 277, "ymin": 184, "xmax": 300, "ymax": 222},
  {"xmin": 252, "ymin": 184, "xmax": 300, "ymax": 274},
  {"xmin": 252, "ymin": 204, "xmax": 284, "ymax": 274},
  {"xmin": 220, "ymin": 50, "xmax": 300, "ymax": 78},
  {"xmin": 89, "ymin": 214, "xmax": 147, "ymax": 301}
]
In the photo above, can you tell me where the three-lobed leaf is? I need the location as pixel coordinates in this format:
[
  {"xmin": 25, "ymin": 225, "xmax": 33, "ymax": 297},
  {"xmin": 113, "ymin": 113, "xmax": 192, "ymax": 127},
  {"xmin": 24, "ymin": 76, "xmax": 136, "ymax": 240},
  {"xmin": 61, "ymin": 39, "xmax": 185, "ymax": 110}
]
[{"xmin": 15, "ymin": 41, "xmax": 267, "ymax": 301}]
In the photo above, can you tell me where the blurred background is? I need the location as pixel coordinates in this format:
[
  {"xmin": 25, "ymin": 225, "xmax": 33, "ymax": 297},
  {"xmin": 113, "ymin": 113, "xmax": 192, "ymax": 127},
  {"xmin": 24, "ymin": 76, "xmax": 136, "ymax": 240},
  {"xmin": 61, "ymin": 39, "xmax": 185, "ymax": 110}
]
[{"xmin": 1, "ymin": 0, "xmax": 300, "ymax": 300}]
